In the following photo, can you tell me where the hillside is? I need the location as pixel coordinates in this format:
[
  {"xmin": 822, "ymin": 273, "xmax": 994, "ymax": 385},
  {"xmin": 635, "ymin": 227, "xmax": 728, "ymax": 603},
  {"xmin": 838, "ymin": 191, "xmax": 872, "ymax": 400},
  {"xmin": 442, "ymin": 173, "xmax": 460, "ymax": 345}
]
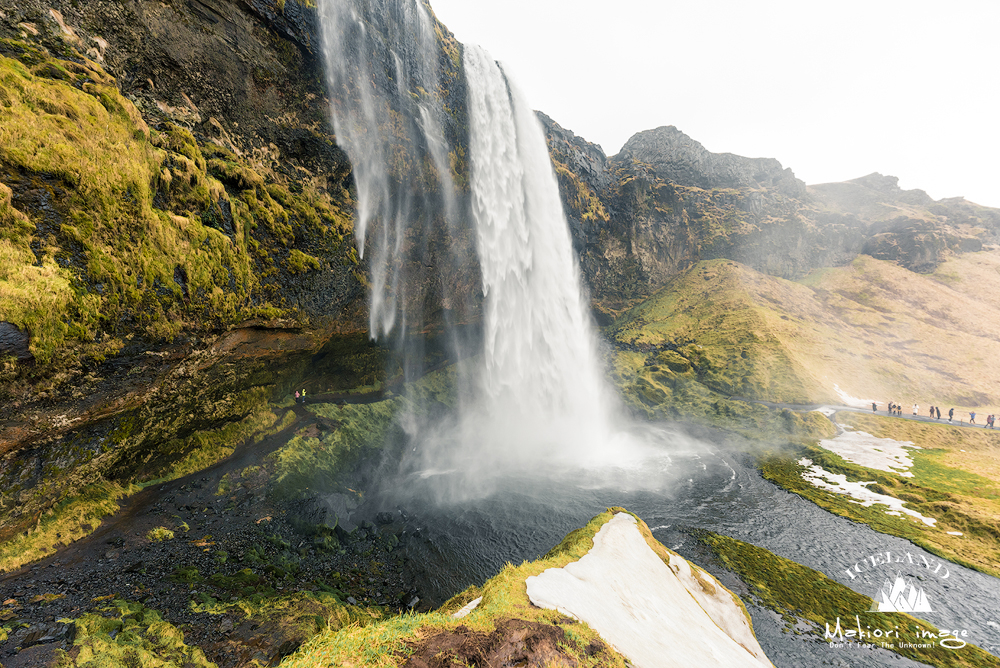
[{"xmin": 611, "ymin": 253, "xmax": 1000, "ymax": 412}]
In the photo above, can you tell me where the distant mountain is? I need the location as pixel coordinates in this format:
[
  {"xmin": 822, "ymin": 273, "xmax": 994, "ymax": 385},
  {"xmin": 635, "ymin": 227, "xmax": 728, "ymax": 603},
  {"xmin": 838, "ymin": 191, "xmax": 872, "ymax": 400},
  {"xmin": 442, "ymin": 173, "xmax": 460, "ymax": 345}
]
[{"xmin": 540, "ymin": 116, "xmax": 1000, "ymax": 322}]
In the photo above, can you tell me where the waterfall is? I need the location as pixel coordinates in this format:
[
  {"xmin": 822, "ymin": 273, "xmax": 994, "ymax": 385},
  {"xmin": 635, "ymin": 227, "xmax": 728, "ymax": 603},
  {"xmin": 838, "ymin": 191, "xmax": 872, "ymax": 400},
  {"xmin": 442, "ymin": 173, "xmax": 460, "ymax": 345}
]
[
  {"xmin": 319, "ymin": 0, "xmax": 625, "ymax": 494},
  {"xmin": 460, "ymin": 46, "xmax": 617, "ymax": 464},
  {"xmin": 317, "ymin": 0, "xmax": 472, "ymax": 343}
]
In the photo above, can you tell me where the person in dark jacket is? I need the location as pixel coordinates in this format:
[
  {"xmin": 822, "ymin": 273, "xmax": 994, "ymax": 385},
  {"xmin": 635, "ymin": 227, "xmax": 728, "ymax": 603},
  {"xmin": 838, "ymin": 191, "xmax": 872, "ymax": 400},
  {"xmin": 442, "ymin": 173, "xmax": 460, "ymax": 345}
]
[{"xmin": 948, "ymin": 407, "xmax": 954, "ymax": 422}]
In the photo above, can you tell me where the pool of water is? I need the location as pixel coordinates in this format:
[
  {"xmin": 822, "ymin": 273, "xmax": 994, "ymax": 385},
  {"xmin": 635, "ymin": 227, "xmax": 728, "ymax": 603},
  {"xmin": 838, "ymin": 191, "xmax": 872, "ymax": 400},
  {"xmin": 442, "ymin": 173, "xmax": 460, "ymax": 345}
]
[{"xmin": 361, "ymin": 421, "xmax": 1000, "ymax": 667}]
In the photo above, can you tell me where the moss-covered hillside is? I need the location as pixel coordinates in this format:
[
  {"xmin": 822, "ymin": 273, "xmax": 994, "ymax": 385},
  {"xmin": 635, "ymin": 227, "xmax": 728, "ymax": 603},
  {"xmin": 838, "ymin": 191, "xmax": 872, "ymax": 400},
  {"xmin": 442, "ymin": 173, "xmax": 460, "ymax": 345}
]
[
  {"xmin": 0, "ymin": 0, "xmax": 380, "ymax": 556},
  {"xmin": 0, "ymin": 35, "xmax": 358, "ymax": 368},
  {"xmin": 610, "ymin": 254, "xmax": 1000, "ymax": 412}
]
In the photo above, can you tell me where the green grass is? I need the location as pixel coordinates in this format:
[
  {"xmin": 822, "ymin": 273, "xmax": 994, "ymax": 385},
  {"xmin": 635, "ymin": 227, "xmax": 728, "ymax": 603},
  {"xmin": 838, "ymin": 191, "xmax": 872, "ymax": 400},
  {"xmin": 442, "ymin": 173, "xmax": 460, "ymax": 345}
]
[
  {"xmin": 761, "ymin": 415, "xmax": 1000, "ymax": 578},
  {"xmin": 0, "ymin": 40, "xmax": 354, "ymax": 364},
  {"xmin": 700, "ymin": 532, "xmax": 1000, "ymax": 668},
  {"xmin": 0, "ymin": 479, "xmax": 138, "ymax": 573}
]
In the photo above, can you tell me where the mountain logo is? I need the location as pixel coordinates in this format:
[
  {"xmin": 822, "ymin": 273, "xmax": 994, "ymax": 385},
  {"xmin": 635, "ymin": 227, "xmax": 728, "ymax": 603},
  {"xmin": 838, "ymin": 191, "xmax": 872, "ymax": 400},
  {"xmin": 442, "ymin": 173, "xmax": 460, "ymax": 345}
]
[{"xmin": 869, "ymin": 572, "xmax": 933, "ymax": 612}]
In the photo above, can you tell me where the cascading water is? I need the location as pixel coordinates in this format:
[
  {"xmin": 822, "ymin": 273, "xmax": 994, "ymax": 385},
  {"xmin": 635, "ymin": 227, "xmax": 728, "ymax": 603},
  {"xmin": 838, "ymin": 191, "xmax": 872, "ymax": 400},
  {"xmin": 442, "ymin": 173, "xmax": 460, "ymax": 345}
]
[
  {"xmin": 318, "ymin": 0, "xmax": 477, "ymax": 353},
  {"xmin": 447, "ymin": 46, "xmax": 621, "ymax": 467},
  {"xmin": 319, "ymin": 0, "xmax": 633, "ymax": 498}
]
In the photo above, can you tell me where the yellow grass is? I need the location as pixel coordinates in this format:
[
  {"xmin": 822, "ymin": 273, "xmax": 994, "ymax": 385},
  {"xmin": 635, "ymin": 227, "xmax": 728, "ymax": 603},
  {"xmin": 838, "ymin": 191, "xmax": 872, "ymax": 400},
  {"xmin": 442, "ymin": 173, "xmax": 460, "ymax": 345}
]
[
  {"xmin": 0, "ymin": 480, "xmax": 138, "ymax": 573},
  {"xmin": 612, "ymin": 254, "xmax": 1000, "ymax": 410}
]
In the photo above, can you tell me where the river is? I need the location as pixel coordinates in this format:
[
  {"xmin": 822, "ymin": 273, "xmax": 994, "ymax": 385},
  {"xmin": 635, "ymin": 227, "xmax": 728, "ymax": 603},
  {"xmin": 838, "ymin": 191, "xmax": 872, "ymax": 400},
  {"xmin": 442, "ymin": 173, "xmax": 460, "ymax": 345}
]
[{"xmin": 365, "ymin": 420, "xmax": 1000, "ymax": 667}]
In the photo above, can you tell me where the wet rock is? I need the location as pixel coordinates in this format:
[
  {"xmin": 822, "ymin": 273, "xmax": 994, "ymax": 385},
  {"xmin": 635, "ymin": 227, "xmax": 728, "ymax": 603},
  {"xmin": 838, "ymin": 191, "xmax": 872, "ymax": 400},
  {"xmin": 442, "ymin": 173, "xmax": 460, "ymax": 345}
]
[
  {"xmin": 0, "ymin": 322, "xmax": 33, "ymax": 364},
  {"xmin": 15, "ymin": 621, "xmax": 75, "ymax": 648}
]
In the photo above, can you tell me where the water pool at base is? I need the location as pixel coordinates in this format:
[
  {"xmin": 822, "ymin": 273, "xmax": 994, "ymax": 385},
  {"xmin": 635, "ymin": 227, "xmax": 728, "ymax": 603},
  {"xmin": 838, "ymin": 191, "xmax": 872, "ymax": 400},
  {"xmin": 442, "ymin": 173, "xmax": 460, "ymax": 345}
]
[{"xmin": 364, "ymin": 422, "xmax": 1000, "ymax": 668}]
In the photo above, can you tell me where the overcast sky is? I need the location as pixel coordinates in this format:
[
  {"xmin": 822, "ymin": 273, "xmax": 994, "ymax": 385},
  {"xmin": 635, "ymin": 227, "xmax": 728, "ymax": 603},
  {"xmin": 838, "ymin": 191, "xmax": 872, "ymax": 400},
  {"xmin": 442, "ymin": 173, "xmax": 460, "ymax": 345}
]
[{"xmin": 427, "ymin": 0, "xmax": 1000, "ymax": 208}]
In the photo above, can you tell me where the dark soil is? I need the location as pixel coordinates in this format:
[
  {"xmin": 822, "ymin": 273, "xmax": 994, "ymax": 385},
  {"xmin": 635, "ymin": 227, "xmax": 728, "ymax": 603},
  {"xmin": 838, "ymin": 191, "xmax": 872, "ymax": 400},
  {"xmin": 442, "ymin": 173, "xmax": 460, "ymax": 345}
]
[
  {"xmin": 400, "ymin": 619, "xmax": 609, "ymax": 668},
  {"xmin": 0, "ymin": 397, "xmax": 423, "ymax": 668}
]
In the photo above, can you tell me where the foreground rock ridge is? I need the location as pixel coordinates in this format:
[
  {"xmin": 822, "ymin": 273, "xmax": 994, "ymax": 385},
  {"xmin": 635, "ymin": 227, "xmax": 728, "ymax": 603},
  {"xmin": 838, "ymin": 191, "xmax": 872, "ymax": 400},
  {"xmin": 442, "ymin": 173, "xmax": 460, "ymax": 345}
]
[{"xmin": 275, "ymin": 509, "xmax": 772, "ymax": 668}]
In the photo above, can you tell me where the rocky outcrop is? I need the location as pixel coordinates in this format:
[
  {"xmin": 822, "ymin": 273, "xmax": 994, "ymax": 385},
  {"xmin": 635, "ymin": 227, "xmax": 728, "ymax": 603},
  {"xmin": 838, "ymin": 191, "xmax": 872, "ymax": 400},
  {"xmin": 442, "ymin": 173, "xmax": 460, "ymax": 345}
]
[
  {"xmin": 619, "ymin": 126, "xmax": 806, "ymax": 198},
  {"xmin": 541, "ymin": 118, "xmax": 1000, "ymax": 318},
  {"xmin": 0, "ymin": 0, "xmax": 378, "ymax": 542}
]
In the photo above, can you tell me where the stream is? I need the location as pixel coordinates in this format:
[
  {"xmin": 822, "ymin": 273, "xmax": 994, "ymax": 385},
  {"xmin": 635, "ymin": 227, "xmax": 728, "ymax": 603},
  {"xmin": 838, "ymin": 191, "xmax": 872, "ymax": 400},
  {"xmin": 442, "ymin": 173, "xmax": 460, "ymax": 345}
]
[{"xmin": 363, "ymin": 420, "xmax": 1000, "ymax": 668}]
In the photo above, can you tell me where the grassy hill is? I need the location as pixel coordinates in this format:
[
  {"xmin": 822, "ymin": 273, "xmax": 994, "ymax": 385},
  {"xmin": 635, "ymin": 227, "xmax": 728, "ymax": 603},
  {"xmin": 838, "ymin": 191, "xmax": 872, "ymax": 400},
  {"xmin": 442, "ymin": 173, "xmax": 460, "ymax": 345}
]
[{"xmin": 609, "ymin": 253, "xmax": 1000, "ymax": 413}]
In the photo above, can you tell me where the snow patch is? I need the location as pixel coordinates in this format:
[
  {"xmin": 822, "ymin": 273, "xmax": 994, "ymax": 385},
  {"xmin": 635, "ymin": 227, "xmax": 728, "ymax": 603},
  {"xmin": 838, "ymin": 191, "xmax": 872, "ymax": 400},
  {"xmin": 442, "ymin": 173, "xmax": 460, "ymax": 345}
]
[
  {"xmin": 819, "ymin": 430, "xmax": 919, "ymax": 477},
  {"xmin": 451, "ymin": 596, "xmax": 482, "ymax": 619},
  {"xmin": 525, "ymin": 513, "xmax": 772, "ymax": 668},
  {"xmin": 798, "ymin": 459, "xmax": 937, "ymax": 526}
]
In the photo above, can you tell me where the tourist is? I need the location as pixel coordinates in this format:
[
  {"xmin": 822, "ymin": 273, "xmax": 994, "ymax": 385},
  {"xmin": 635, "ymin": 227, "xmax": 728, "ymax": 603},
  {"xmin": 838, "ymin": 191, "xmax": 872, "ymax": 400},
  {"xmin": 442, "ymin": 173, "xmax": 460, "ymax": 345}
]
[
  {"xmin": 936, "ymin": 406, "xmax": 941, "ymax": 420},
  {"xmin": 929, "ymin": 406, "xmax": 935, "ymax": 418},
  {"xmin": 970, "ymin": 412, "xmax": 976, "ymax": 425},
  {"xmin": 949, "ymin": 407, "xmax": 954, "ymax": 422},
  {"xmin": 912, "ymin": 404, "xmax": 918, "ymax": 416},
  {"xmin": 872, "ymin": 401, "xmax": 877, "ymax": 413},
  {"xmin": 294, "ymin": 390, "xmax": 300, "ymax": 403}
]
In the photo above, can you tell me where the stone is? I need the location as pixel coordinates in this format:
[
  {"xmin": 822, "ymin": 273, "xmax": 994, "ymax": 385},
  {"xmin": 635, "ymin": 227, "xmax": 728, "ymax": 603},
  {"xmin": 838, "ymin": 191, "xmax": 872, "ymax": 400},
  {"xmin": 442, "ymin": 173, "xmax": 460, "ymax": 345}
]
[{"xmin": 0, "ymin": 322, "xmax": 33, "ymax": 364}]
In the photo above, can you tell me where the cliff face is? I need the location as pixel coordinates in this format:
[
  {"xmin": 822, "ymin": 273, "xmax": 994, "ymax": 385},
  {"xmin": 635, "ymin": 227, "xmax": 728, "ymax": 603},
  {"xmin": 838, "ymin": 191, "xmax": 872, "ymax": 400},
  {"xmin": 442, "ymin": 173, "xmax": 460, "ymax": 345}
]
[
  {"xmin": 618, "ymin": 125, "xmax": 806, "ymax": 197},
  {"xmin": 0, "ymin": 0, "xmax": 378, "ymax": 537},
  {"xmin": 541, "ymin": 118, "xmax": 1000, "ymax": 319}
]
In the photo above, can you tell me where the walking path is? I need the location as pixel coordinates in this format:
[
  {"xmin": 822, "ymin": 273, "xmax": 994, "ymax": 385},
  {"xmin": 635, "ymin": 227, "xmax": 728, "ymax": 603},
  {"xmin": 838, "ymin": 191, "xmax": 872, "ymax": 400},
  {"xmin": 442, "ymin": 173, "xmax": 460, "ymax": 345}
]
[{"xmin": 728, "ymin": 396, "xmax": 998, "ymax": 430}]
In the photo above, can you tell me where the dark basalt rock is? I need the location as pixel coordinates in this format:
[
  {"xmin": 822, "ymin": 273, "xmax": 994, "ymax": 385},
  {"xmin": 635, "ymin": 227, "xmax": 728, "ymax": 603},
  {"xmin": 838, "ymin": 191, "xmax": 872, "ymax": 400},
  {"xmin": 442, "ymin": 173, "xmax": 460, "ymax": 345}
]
[
  {"xmin": 0, "ymin": 322, "xmax": 33, "ymax": 364},
  {"xmin": 618, "ymin": 125, "xmax": 807, "ymax": 197}
]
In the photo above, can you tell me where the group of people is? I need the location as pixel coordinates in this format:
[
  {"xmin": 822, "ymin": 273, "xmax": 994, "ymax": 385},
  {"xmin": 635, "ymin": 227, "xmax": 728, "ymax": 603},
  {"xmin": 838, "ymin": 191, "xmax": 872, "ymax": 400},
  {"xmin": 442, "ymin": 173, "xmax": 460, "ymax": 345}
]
[
  {"xmin": 873, "ymin": 401, "xmax": 995, "ymax": 428},
  {"xmin": 294, "ymin": 388, "xmax": 307, "ymax": 404}
]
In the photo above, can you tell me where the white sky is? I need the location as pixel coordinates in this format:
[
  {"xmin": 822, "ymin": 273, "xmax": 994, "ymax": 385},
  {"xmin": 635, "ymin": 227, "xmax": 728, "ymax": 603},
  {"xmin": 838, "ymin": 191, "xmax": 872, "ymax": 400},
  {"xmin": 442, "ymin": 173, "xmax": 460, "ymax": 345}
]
[{"xmin": 427, "ymin": 0, "xmax": 1000, "ymax": 207}]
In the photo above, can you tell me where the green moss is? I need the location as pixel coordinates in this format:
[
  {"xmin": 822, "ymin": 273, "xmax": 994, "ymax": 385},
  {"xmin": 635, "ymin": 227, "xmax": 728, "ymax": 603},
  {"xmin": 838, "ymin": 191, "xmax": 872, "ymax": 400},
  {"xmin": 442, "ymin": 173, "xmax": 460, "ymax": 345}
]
[
  {"xmin": 0, "ymin": 479, "xmax": 139, "ymax": 573},
  {"xmin": 270, "ymin": 368, "xmax": 455, "ymax": 499},
  {"xmin": 270, "ymin": 399, "xmax": 399, "ymax": 499},
  {"xmin": 288, "ymin": 249, "xmax": 321, "ymax": 274},
  {"xmin": 60, "ymin": 600, "xmax": 216, "ymax": 668},
  {"xmin": 700, "ymin": 532, "xmax": 999, "ymax": 668},
  {"xmin": 137, "ymin": 394, "xmax": 277, "ymax": 488},
  {"xmin": 0, "ymin": 44, "xmax": 356, "ymax": 366},
  {"xmin": 612, "ymin": 349, "xmax": 836, "ymax": 441},
  {"xmin": 552, "ymin": 158, "xmax": 609, "ymax": 224},
  {"xmin": 610, "ymin": 260, "xmax": 818, "ymax": 403},
  {"xmin": 146, "ymin": 526, "xmax": 175, "ymax": 542}
]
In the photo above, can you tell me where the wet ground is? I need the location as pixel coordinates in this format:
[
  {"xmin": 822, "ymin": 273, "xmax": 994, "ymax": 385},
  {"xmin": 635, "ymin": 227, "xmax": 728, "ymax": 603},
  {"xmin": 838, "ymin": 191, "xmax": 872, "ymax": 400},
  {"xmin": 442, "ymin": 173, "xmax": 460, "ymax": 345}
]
[{"xmin": 0, "ymin": 397, "xmax": 421, "ymax": 667}]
